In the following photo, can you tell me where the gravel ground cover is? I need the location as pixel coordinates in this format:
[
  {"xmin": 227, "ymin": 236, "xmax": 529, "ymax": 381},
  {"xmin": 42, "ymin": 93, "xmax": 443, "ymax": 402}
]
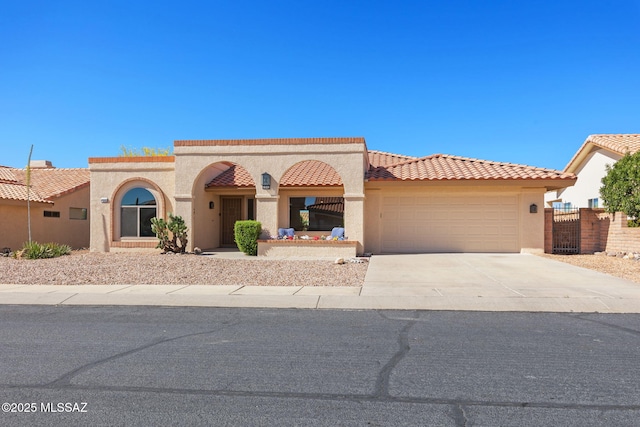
[
  {"xmin": 0, "ymin": 251, "xmax": 368, "ymax": 287},
  {"xmin": 3, "ymin": 251, "xmax": 637, "ymax": 288},
  {"xmin": 537, "ymin": 253, "xmax": 640, "ymax": 284}
]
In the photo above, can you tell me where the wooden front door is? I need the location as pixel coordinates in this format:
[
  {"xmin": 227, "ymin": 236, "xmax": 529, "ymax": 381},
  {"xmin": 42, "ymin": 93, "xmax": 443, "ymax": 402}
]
[{"xmin": 221, "ymin": 197, "xmax": 242, "ymax": 246}]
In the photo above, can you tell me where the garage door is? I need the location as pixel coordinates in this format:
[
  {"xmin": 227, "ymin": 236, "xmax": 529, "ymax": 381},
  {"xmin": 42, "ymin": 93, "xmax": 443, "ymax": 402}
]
[{"xmin": 381, "ymin": 194, "xmax": 519, "ymax": 253}]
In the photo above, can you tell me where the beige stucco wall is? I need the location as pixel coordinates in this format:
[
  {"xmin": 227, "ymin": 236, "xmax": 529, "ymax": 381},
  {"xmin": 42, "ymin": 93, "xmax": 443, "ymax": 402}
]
[
  {"xmin": 174, "ymin": 142, "xmax": 367, "ymax": 253},
  {"xmin": 257, "ymin": 240, "xmax": 357, "ymax": 258},
  {"xmin": 0, "ymin": 202, "xmax": 45, "ymax": 250},
  {"xmin": 518, "ymin": 187, "xmax": 545, "ymax": 253},
  {"xmin": 89, "ymin": 158, "xmax": 175, "ymax": 252},
  {"xmin": 0, "ymin": 187, "xmax": 90, "ymax": 250},
  {"xmin": 86, "ymin": 144, "xmax": 555, "ymax": 255}
]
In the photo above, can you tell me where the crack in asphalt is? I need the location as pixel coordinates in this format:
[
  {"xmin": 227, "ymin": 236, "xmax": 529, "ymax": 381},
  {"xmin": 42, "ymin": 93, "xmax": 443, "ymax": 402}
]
[
  {"xmin": 3, "ymin": 382, "xmax": 640, "ymax": 412},
  {"xmin": 374, "ymin": 311, "xmax": 418, "ymax": 398},
  {"xmin": 563, "ymin": 313, "xmax": 640, "ymax": 338},
  {"xmin": 44, "ymin": 321, "xmax": 239, "ymax": 388},
  {"xmin": 7, "ymin": 310, "xmax": 640, "ymax": 416},
  {"xmin": 452, "ymin": 404, "xmax": 469, "ymax": 427}
]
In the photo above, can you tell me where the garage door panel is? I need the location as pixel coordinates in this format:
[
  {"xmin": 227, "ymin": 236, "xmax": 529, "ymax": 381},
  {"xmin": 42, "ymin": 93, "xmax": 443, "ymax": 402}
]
[{"xmin": 381, "ymin": 193, "xmax": 519, "ymax": 253}]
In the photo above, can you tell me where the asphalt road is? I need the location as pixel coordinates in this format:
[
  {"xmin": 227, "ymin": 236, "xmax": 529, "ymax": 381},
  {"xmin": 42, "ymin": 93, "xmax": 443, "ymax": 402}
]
[{"xmin": 0, "ymin": 306, "xmax": 639, "ymax": 426}]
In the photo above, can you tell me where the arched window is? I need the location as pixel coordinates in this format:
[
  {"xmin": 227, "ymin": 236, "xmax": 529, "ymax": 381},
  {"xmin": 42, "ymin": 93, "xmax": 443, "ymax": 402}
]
[{"xmin": 120, "ymin": 188, "xmax": 157, "ymax": 237}]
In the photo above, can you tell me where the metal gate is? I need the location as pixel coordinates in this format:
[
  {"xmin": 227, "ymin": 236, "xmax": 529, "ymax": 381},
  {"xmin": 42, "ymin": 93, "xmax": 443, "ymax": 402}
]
[{"xmin": 552, "ymin": 208, "xmax": 580, "ymax": 254}]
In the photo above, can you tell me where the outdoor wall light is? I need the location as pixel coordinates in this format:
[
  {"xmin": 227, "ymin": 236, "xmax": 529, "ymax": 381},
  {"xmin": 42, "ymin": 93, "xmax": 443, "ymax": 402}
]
[
  {"xmin": 100, "ymin": 197, "xmax": 109, "ymax": 204},
  {"xmin": 530, "ymin": 203, "xmax": 538, "ymax": 214},
  {"xmin": 262, "ymin": 172, "xmax": 271, "ymax": 190},
  {"xmin": 209, "ymin": 201, "xmax": 215, "ymax": 209}
]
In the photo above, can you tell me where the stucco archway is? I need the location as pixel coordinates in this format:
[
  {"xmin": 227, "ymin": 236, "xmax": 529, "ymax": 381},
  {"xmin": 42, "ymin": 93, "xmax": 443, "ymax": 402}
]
[
  {"xmin": 190, "ymin": 161, "xmax": 256, "ymax": 249},
  {"xmin": 110, "ymin": 177, "xmax": 167, "ymax": 245},
  {"xmin": 173, "ymin": 138, "xmax": 367, "ymax": 253}
]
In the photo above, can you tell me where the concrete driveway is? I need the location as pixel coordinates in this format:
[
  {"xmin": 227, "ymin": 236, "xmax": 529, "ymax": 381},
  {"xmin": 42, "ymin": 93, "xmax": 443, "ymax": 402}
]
[{"xmin": 360, "ymin": 253, "xmax": 640, "ymax": 312}]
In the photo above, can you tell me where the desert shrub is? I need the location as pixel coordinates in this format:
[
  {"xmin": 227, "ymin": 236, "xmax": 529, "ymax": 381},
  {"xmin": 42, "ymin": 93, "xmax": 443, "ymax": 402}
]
[
  {"xmin": 14, "ymin": 241, "xmax": 71, "ymax": 259},
  {"xmin": 234, "ymin": 220, "xmax": 262, "ymax": 256},
  {"xmin": 151, "ymin": 214, "xmax": 189, "ymax": 253}
]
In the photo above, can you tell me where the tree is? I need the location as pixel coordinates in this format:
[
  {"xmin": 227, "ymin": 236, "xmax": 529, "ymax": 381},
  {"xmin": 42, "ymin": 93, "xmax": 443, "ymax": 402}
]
[{"xmin": 600, "ymin": 151, "xmax": 640, "ymax": 226}]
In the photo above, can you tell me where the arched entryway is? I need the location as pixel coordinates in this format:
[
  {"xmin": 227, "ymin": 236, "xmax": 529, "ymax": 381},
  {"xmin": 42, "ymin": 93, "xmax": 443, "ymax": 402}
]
[{"xmin": 191, "ymin": 162, "xmax": 256, "ymax": 249}]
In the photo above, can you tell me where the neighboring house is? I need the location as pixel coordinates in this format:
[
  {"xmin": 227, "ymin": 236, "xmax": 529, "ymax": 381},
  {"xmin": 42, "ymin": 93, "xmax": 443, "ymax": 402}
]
[
  {"xmin": 0, "ymin": 161, "xmax": 90, "ymax": 250},
  {"xmin": 545, "ymin": 134, "xmax": 640, "ymax": 209},
  {"xmin": 89, "ymin": 137, "xmax": 575, "ymax": 254}
]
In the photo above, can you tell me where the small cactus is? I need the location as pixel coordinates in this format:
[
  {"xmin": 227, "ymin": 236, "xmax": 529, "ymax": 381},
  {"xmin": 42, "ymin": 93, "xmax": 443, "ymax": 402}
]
[{"xmin": 151, "ymin": 213, "xmax": 189, "ymax": 253}]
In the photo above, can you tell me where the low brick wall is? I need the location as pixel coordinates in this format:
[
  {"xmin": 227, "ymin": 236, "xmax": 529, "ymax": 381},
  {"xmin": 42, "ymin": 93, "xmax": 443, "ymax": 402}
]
[
  {"xmin": 601, "ymin": 212, "xmax": 640, "ymax": 253},
  {"xmin": 546, "ymin": 209, "xmax": 640, "ymax": 254},
  {"xmin": 257, "ymin": 240, "xmax": 357, "ymax": 258}
]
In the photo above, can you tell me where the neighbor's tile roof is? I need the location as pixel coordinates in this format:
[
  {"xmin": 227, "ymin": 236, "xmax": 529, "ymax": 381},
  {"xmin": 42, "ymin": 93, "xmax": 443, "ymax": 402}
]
[
  {"xmin": 564, "ymin": 134, "xmax": 640, "ymax": 172},
  {"xmin": 307, "ymin": 197, "xmax": 344, "ymax": 214},
  {"xmin": 367, "ymin": 154, "xmax": 576, "ymax": 182},
  {"xmin": 0, "ymin": 167, "xmax": 89, "ymax": 203},
  {"xmin": 585, "ymin": 134, "xmax": 640, "ymax": 155},
  {"xmin": 0, "ymin": 166, "xmax": 18, "ymax": 183},
  {"xmin": 0, "ymin": 182, "xmax": 50, "ymax": 203}
]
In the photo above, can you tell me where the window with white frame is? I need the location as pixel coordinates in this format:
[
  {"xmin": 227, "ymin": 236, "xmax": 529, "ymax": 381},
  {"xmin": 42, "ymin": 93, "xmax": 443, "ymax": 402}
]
[
  {"xmin": 588, "ymin": 198, "xmax": 599, "ymax": 208},
  {"xmin": 120, "ymin": 188, "xmax": 157, "ymax": 237}
]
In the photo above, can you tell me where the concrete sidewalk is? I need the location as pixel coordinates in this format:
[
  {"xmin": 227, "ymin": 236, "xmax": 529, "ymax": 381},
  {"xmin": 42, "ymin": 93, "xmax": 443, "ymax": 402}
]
[{"xmin": 1, "ymin": 253, "xmax": 640, "ymax": 313}]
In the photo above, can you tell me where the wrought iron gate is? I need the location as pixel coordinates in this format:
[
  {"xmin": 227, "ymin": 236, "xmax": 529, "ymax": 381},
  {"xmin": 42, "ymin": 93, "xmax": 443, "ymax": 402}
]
[{"xmin": 552, "ymin": 208, "xmax": 580, "ymax": 254}]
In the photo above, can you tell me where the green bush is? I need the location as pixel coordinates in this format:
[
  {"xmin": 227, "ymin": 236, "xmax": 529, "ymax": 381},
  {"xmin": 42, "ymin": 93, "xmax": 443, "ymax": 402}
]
[
  {"xmin": 234, "ymin": 220, "xmax": 262, "ymax": 256},
  {"xmin": 14, "ymin": 241, "xmax": 71, "ymax": 259},
  {"xmin": 601, "ymin": 151, "xmax": 640, "ymax": 220}
]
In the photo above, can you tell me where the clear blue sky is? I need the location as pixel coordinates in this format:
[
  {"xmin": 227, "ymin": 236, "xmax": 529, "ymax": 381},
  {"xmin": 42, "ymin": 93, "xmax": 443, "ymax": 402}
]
[{"xmin": 2, "ymin": 0, "xmax": 639, "ymax": 170}]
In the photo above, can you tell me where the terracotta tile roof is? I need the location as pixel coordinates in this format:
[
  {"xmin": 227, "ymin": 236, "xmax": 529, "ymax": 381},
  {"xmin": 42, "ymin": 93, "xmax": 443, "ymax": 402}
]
[
  {"xmin": 175, "ymin": 137, "xmax": 365, "ymax": 147},
  {"xmin": 585, "ymin": 134, "xmax": 640, "ymax": 155},
  {"xmin": 0, "ymin": 166, "xmax": 18, "ymax": 183},
  {"xmin": 0, "ymin": 168, "xmax": 89, "ymax": 203},
  {"xmin": 206, "ymin": 164, "xmax": 255, "ymax": 188},
  {"xmin": 367, "ymin": 150, "xmax": 418, "ymax": 167},
  {"xmin": 280, "ymin": 161, "xmax": 342, "ymax": 187},
  {"xmin": 206, "ymin": 150, "xmax": 573, "ymax": 188},
  {"xmin": 206, "ymin": 161, "xmax": 344, "ymax": 188},
  {"xmin": 0, "ymin": 182, "xmax": 50, "ymax": 203},
  {"xmin": 367, "ymin": 154, "xmax": 576, "ymax": 182},
  {"xmin": 564, "ymin": 134, "xmax": 640, "ymax": 172}
]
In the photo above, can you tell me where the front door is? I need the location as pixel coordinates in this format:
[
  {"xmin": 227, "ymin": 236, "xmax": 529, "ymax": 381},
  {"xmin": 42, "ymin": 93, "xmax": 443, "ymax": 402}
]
[{"xmin": 221, "ymin": 197, "xmax": 242, "ymax": 246}]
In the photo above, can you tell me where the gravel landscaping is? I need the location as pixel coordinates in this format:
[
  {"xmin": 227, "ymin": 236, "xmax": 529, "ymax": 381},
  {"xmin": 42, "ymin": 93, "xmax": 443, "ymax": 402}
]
[
  {"xmin": 3, "ymin": 250, "xmax": 638, "ymax": 288},
  {"xmin": 537, "ymin": 253, "xmax": 640, "ymax": 284},
  {"xmin": 0, "ymin": 251, "xmax": 368, "ymax": 287}
]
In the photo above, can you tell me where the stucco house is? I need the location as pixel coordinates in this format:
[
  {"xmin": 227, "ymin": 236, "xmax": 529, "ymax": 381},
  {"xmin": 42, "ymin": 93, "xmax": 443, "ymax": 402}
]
[
  {"xmin": 0, "ymin": 161, "xmax": 90, "ymax": 250},
  {"xmin": 545, "ymin": 134, "xmax": 640, "ymax": 209},
  {"xmin": 89, "ymin": 137, "xmax": 575, "ymax": 255}
]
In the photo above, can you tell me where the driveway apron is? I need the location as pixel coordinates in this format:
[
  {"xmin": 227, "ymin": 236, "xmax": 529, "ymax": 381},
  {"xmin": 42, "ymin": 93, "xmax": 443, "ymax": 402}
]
[{"xmin": 361, "ymin": 253, "xmax": 640, "ymax": 312}]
